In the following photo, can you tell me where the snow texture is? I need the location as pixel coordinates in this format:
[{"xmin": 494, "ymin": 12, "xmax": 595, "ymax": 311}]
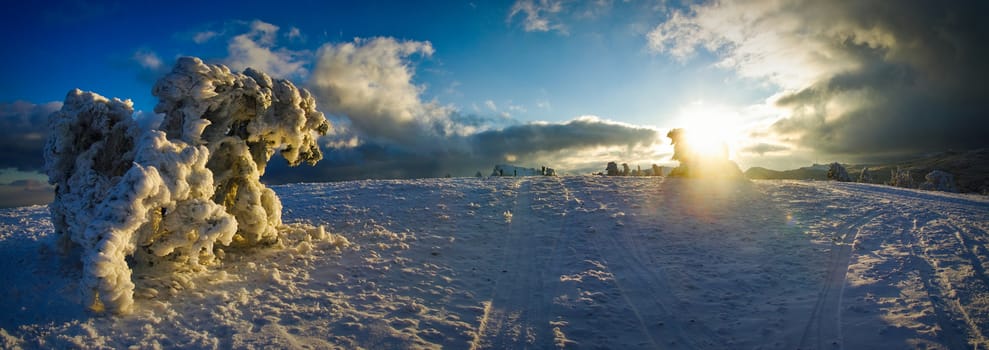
[
  {"xmin": 3, "ymin": 177, "xmax": 988, "ymax": 349},
  {"xmin": 44, "ymin": 57, "xmax": 329, "ymax": 314}
]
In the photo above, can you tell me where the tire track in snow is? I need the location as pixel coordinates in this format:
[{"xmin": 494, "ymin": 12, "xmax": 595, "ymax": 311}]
[
  {"xmin": 916, "ymin": 221, "xmax": 989, "ymax": 347},
  {"xmin": 839, "ymin": 182, "xmax": 989, "ymax": 347},
  {"xmin": 564, "ymin": 177, "xmax": 706, "ymax": 349},
  {"xmin": 792, "ymin": 181, "xmax": 989, "ymax": 348},
  {"xmin": 905, "ymin": 218, "xmax": 972, "ymax": 350},
  {"xmin": 539, "ymin": 177, "xmax": 582, "ymax": 349},
  {"xmin": 472, "ymin": 178, "xmax": 571, "ymax": 349},
  {"xmin": 796, "ymin": 210, "xmax": 881, "ymax": 350},
  {"xmin": 947, "ymin": 224, "xmax": 989, "ymax": 302}
]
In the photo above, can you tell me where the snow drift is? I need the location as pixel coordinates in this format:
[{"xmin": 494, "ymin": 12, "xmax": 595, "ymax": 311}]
[{"xmin": 44, "ymin": 57, "xmax": 330, "ymax": 314}]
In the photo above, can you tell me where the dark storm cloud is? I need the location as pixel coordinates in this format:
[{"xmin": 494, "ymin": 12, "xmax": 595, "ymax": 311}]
[
  {"xmin": 741, "ymin": 143, "xmax": 789, "ymax": 156},
  {"xmin": 262, "ymin": 116, "xmax": 662, "ymax": 183},
  {"xmin": 652, "ymin": 0, "xmax": 989, "ymax": 161},
  {"xmin": 0, "ymin": 179, "xmax": 53, "ymax": 208},
  {"xmin": 470, "ymin": 117, "xmax": 659, "ymax": 159},
  {"xmin": 769, "ymin": 0, "xmax": 989, "ymax": 159},
  {"xmin": 0, "ymin": 101, "xmax": 62, "ymax": 171}
]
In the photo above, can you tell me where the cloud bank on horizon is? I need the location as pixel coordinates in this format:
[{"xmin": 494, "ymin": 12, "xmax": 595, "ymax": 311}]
[
  {"xmin": 1, "ymin": 0, "xmax": 987, "ymax": 199},
  {"xmin": 270, "ymin": 35, "xmax": 664, "ymax": 182}
]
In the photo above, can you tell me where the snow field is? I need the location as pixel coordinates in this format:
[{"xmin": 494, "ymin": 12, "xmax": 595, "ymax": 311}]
[{"xmin": 1, "ymin": 176, "xmax": 988, "ymax": 349}]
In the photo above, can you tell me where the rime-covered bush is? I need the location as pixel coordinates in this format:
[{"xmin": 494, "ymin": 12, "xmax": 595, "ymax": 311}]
[
  {"xmin": 889, "ymin": 167, "xmax": 915, "ymax": 188},
  {"xmin": 827, "ymin": 162, "xmax": 851, "ymax": 182},
  {"xmin": 45, "ymin": 57, "xmax": 329, "ymax": 314},
  {"xmin": 153, "ymin": 57, "xmax": 328, "ymax": 246},
  {"xmin": 858, "ymin": 167, "xmax": 873, "ymax": 183},
  {"xmin": 920, "ymin": 170, "xmax": 958, "ymax": 192}
]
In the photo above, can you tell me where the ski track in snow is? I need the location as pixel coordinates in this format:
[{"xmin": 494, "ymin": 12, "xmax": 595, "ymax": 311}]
[{"xmin": 1, "ymin": 177, "xmax": 988, "ymax": 349}]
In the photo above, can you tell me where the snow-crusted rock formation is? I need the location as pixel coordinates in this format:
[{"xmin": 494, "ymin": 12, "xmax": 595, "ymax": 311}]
[
  {"xmin": 920, "ymin": 169, "xmax": 958, "ymax": 192},
  {"xmin": 827, "ymin": 162, "xmax": 851, "ymax": 182},
  {"xmin": 665, "ymin": 128, "xmax": 743, "ymax": 179},
  {"xmin": 45, "ymin": 57, "xmax": 329, "ymax": 314}
]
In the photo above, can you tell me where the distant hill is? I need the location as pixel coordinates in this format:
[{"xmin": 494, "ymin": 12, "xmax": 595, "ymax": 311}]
[
  {"xmin": 745, "ymin": 164, "xmax": 829, "ymax": 181},
  {"xmin": 745, "ymin": 149, "xmax": 989, "ymax": 194}
]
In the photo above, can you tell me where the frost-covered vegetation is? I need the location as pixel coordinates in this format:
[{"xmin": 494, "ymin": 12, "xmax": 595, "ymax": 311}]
[
  {"xmin": 44, "ymin": 57, "xmax": 330, "ymax": 314},
  {"xmin": 827, "ymin": 162, "xmax": 851, "ymax": 182}
]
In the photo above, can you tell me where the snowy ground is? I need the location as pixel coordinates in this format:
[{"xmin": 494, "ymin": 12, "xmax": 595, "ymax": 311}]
[{"xmin": 1, "ymin": 176, "xmax": 988, "ymax": 349}]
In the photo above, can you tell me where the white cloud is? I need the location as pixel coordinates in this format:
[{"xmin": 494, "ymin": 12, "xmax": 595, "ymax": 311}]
[
  {"xmin": 535, "ymin": 99, "xmax": 551, "ymax": 110},
  {"xmin": 484, "ymin": 100, "xmax": 497, "ymax": 111},
  {"xmin": 132, "ymin": 49, "xmax": 162, "ymax": 70},
  {"xmin": 508, "ymin": 0, "xmax": 567, "ymax": 34},
  {"xmin": 224, "ymin": 20, "xmax": 309, "ymax": 79},
  {"xmin": 646, "ymin": 1, "xmax": 852, "ymax": 89},
  {"xmin": 192, "ymin": 30, "xmax": 219, "ymax": 44},
  {"xmin": 248, "ymin": 20, "xmax": 279, "ymax": 44},
  {"xmin": 287, "ymin": 27, "xmax": 302, "ymax": 41},
  {"xmin": 309, "ymin": 37, "xmax": 465, "ymax": 149}
]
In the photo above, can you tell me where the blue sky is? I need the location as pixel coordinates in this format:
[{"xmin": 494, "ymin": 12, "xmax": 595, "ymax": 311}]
[
  {"xmin": 1, "ymin": 0, "xmax": 986, "ymax": 197},
  {"xmin": 4, "ymin": 1, "xmax": 768, "ymax": 125}
]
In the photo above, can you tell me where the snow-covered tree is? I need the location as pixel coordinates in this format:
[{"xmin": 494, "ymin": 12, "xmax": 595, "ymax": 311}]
[
  {"xmin": 858, "ymin": 167, "xmax": 873, "ymax": 183},
  {"xmin": 45, "ymin": 57, "xmax": 330, "ymax": 314},
  {"xmin": 154, "ymin": 58, "xmax": 328, "ymax": 247},
  {"xmin": 827, "ymin": 162, "xmax": 851, "ymax": 182},
  {"xmin": 621, "ymin": 163, "xmax": 631, "ymax": 176},
  {"xmin": 606, "ymin": 162, "xmax": 619, "ymax": 176},
  {"xmin": 920, "ymin": 170, "xmax": 958, "ymax": 192},
  {"xmin": 652, "ymin": 164, "xmax": 663, "ymax": 177},
  {"xmin": 889, "ymin": 167, "xmax": 915, "ymax": 188}
]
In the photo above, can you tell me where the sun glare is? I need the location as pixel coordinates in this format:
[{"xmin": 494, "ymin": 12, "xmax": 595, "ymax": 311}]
[{"xmin": 675, "ymin": 102, "xmax": 744, "ymax": 160}]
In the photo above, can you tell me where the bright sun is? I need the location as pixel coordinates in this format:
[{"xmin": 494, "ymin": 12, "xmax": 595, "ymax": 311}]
[{"xmin": 675, "ymin": 102, "xmax": 744, "ymax": 159}]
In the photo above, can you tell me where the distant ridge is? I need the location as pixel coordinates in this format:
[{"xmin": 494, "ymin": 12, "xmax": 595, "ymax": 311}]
[{"xmin": 745, "ymin": 149, "xmax": 989, "ymax": 194}]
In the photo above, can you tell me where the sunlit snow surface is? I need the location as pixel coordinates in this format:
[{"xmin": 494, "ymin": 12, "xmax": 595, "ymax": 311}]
[{"xmin": 1, "ymin": 177, "xmax": 988, "ymax": 349}]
